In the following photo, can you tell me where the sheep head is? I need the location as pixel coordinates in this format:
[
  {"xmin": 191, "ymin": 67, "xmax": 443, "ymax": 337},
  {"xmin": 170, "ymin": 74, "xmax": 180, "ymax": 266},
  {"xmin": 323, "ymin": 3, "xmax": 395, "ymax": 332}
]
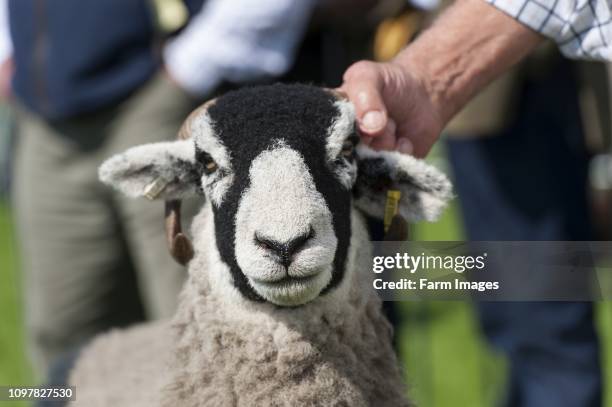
[{"xmin": 99, "ymin": 84, "xmax": 452, "ymax": 307}]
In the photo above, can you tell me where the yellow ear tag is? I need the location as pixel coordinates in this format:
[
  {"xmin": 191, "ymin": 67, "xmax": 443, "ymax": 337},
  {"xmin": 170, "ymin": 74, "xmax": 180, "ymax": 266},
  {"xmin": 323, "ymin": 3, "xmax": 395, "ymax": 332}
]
[{"xmin": 384, "ymin": 190, "xmax": 401, "ymax": 232}]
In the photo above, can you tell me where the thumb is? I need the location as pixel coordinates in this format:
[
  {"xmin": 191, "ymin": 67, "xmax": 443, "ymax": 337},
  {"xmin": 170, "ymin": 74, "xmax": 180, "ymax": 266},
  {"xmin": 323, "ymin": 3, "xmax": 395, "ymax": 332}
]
[{"xmin": 341, "ymin": 61, "xmax": 389, "ymax": 137}]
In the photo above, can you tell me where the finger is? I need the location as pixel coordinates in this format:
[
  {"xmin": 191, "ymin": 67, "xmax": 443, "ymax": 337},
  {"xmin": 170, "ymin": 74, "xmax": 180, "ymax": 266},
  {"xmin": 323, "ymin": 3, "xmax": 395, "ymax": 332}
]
[
  {"xmin": 361, "ymin": 135, "xmax": 373, "ymax": 145},
  {"xmin": 412, "ymin": 140, "xmax": 433, "ymax": 159},
  {"xmin": 369, "ymin": 119, "xmax": 397, "ymax": 151},
  {"xmin": 341, "ymin": 61, "xmax": 389, "ymax": 137},
  {"xmin": 409, "ymin": 129, "xmax": 436, "ymax": 158},
  {"xmin": 396, "ymin": 137, "xmax": 414, "ymax": 155}
]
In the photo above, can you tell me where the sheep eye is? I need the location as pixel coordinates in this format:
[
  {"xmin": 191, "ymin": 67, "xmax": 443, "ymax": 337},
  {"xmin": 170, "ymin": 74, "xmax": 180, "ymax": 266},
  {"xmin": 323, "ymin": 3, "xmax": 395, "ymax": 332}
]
[
  {"xmin": 340, "ymin": 134, "xmax": 359, "ymax": 159},
  {"xmin": 196, "ymin": 149, "xmax": 218, "ymax": 175},
  {"xmin": 341, "ymin": 141, "xmax": 354, "ymax": 157},
  {"xmin": 204, "ymin": 160, "xmax": 218, "ymax": 174}
]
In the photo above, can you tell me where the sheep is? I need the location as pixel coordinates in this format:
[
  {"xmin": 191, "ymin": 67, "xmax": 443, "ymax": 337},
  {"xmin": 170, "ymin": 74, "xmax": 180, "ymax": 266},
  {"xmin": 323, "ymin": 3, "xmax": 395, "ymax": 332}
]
[{"xmin": 68, "ymin": 83, "xmax": 452, "ymax": 406}]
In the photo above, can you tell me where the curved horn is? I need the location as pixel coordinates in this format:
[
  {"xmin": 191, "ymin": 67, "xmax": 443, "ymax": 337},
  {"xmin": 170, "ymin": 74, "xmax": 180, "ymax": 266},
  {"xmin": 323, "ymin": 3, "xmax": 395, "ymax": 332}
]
[{"xmin": 165, "ymin": 98, "xmax": 217, "ymax": 265}]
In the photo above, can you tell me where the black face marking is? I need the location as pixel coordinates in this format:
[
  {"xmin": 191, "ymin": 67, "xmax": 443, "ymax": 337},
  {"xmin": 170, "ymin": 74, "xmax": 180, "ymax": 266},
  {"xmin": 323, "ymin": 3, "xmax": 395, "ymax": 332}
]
[{"xmin": 204, "ymin": 84, "xmax": 353, "ymax": 302}]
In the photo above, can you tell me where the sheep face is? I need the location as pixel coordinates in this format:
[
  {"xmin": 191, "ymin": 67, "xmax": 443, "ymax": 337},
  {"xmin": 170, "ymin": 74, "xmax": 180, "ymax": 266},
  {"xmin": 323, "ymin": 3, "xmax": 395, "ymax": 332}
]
[{"xmin": 99, "ymin": 84, "xmax": 452, "ymax": 307}]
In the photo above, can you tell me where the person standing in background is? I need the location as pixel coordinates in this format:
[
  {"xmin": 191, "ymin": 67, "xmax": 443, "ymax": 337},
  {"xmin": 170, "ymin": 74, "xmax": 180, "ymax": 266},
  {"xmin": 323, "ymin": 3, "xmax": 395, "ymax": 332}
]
[
  {"xmin": 444, "ymin": 46, "xmax": 602, "ymax": 407},
  {"xmin": 2, "ymin": 0, "xmax": 317, "ymax": 376},
  {"xmin": 341, "ymin": 0, "xmax": 612, "ymax": 405}
]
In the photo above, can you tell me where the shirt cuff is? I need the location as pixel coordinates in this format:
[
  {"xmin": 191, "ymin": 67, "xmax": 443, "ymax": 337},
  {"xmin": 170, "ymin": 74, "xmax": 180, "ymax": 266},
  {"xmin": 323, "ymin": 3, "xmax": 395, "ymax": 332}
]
[
  {"xmin": 486, "ymin": 0, "xmax": 612, "ymax": 60},
  {"xmin": 485, "ymin": 0, "xmax": 569, "ymax": 40}
]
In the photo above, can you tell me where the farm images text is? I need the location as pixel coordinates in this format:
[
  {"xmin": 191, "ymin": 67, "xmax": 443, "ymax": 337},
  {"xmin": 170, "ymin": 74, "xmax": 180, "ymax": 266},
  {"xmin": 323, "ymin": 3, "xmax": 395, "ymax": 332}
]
[{"xmin": 372, "ymin": 252, "xmax": 500, "ymax": 293}]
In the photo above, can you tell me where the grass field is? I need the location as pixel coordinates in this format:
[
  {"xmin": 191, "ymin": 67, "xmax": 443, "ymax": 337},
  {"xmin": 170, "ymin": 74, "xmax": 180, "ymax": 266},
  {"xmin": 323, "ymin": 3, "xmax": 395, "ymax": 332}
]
[
  {"xmin": 405, "ymin": 201, "xmax": 612, "ymax": 406},
  {"xmin": 1, "ymin": 196, "xmax": 611, "ymax": 406},
  {"xmin": 0, "ymin": 201, "xmax": 34, "ymax": 407}
]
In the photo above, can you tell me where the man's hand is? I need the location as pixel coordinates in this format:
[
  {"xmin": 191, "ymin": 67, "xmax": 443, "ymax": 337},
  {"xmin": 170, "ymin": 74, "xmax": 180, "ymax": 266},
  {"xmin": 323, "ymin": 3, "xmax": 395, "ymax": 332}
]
[
  {"xmin": 341, "ymin": 0, "xmax": 542, "ymax": 157},
  {"xmin": 341, "ymin": 60, "xmax": 442, "ymax": 158}
]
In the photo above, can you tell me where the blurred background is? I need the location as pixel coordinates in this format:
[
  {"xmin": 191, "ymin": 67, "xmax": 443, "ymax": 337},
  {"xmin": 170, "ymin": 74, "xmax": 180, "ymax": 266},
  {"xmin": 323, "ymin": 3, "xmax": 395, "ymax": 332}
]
[{"xmin": 2, "ymin": 0, "xmax": 612, "ymax": 406}]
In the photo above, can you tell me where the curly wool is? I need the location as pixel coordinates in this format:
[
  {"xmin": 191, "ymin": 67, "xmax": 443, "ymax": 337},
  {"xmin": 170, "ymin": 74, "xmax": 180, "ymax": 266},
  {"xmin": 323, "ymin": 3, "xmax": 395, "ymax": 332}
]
[
  {"xmin": 69, "ymin": 206, "xmax": 410, "ymax": 407},
  {"xmin": 68, "ymin": 84, "xmax": 456, "ymax": 406}
]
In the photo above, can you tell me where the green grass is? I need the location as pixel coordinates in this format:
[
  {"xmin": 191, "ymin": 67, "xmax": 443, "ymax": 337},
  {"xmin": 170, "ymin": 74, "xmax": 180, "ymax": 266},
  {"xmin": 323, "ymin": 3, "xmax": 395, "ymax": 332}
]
[
  {"xmin": 401, "ymin": 192, "xmax": 612, "ymax": 406},
  {"xmin": 1, "ymin": 193, "xmax": 611, "ymax": 407},
  {"xmin": 0, "ymin": 200, "xmax": 34, "ymax": 407},
  {"xmin": 599, "ymin": 302, "xmax": 612, "ymax": 407},
  {"xmin": 398, "ymin": 201, "xmax": 509, "ymax": 406}
]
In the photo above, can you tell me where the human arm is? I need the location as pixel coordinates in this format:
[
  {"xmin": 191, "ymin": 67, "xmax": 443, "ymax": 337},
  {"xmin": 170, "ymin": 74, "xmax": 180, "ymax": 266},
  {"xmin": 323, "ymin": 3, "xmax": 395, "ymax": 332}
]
[
  {"xmin": 163, "ymin": 0, "xmax": 317, "ymax": 96},
  {"xmin": 341, "ymin": 0, "xmax": 545, "ymax": 156}
]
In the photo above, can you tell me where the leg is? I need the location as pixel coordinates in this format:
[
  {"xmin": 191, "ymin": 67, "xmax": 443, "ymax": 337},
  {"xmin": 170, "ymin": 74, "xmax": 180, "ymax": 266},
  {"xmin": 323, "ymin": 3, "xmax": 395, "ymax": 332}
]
[
  {"xmin": 477, "ymin": 302, "xmax": 601, "ymax": 407},
  {"xmin": 446, "ymin": 57, "xmax": 601, "ymax": 407},
  {"xmin": 106, "ymin": 74, "xmax": 199, "ymax": 319},
  {"xmin": 12, "ymin": 110, "xmax": 145, "ymax": 374}
]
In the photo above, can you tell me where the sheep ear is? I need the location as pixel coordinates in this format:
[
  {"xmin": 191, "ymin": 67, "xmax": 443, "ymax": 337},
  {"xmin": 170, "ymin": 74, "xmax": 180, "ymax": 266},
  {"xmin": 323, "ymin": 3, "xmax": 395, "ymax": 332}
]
[
  {"xmin": 353, "ymin": 145, "xmax": 452, "ymax": 222},
  {"xmin": 98, "ymin": 140, "xmax": 200, "ymax": 200}
]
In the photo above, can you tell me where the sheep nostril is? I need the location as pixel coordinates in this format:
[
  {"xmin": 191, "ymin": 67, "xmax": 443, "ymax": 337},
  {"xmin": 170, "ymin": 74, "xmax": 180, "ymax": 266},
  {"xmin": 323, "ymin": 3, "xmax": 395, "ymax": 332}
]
[
  {"xmin": 254, "ymin": 234, "xmax": 274, "ymax": 251},
  {"xmin": 254, "ymin": 227, "xmax": 315, "ymax": 267},
  {"xmin": 286, "ymin": 227, "xmax": 314, "ymax": 256}
]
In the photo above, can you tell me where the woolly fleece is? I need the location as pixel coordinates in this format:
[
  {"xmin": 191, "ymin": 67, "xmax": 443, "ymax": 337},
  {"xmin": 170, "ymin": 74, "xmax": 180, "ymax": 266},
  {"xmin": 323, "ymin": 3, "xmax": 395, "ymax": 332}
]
[{"xmin": 69, "ymin": 206, "xmax": 411, "ymax": 407}]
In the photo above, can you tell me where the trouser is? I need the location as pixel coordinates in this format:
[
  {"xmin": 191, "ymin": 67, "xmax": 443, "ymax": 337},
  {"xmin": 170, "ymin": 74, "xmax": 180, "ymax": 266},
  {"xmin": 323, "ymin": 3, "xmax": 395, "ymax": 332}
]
[
  {"xmin": 12, "ymin": 73, "xmax": 199, "ymax": 375},
  {"xmin": 446, "ymin": 57, "xmax": 601, "ymax": 407}
]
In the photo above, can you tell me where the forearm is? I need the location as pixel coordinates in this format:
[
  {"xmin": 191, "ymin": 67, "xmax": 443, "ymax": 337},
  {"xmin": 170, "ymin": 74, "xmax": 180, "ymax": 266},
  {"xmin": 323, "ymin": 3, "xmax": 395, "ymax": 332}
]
[{"xmin": 394, "ymin": 0, "xmax": 542, "ymax": 125}]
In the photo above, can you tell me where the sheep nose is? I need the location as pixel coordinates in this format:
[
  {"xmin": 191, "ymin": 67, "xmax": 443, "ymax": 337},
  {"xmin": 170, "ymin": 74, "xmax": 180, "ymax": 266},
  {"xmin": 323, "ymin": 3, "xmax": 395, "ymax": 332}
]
[{"xmin": 254, "ymin": 227, "xmax": 315, "ymax": 267}]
